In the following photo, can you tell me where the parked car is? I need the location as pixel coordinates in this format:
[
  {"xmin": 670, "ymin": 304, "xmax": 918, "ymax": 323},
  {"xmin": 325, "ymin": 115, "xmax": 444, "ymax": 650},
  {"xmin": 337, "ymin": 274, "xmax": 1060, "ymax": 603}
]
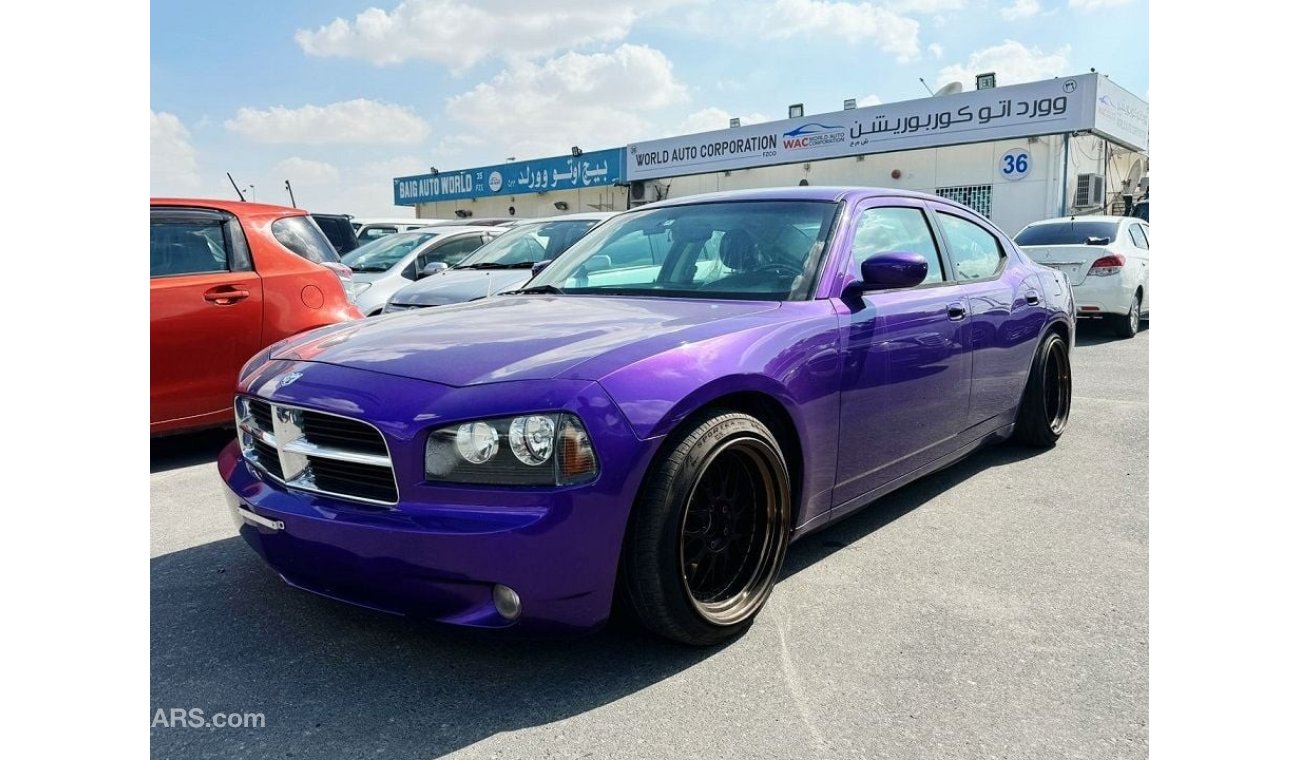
[
  {"xmin": 1013, "ymin": 214, "xmax": 1149, "ymax": 338},
  {"xmin": 151, "ymin": 199, "xmax": 361, "ymax": 435},
  {"xmin": 220, "ymin": 187, "xmax": 1073, "ymax": 645},
  {"xmin": 341, "ymin": 226, "xmax": 503, "ymax": 316},
  {"xmin": 416, "ymin": 218, "xmax": 518, "ymax": 228},
  {"xmin": 383, "ymin": 212, "xmax": 614, "ymax": 312},
  {"xmin": 311, "ymin": 213, "xmax": 360, "ymax": 255},
  {"xmin": 351, "ymin": 217, "xmax": 445, "ymax": 244}
]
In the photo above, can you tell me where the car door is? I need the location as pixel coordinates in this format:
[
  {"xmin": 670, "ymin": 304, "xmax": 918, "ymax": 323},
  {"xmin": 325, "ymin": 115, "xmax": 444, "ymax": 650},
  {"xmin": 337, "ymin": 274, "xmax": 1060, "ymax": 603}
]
[
  {"xmin": 1127, "ymin": 221, "xmax": 1150, "ymax": 313},
  {"xmin": 150, "ymin": 207, "xmax": 264, "ymax": 430},
  {"xmin": 833, "ymin": 201, "xmax": 973, "ymax": 511},
  {"xmin": 931, "ymin": 207, "xmax": 1044, "ymax": 433}
]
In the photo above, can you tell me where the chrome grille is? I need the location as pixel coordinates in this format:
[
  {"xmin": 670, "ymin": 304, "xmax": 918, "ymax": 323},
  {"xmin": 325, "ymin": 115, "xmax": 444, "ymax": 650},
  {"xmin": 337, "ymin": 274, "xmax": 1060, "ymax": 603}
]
[{"xmin": 235, "ymin": 397, "xmax": 398, "ymax": 506}]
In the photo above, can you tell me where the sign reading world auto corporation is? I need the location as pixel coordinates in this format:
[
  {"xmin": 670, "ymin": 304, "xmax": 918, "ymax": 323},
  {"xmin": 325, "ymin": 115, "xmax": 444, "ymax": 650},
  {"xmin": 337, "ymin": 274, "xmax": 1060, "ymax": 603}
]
[
  {"xmin": 626, "ymin": 74, "xmax": 1114, "ymax": 181},
  {"xmin": 393, "ymin": 148, "xmax": 626, "ymax": 206}
]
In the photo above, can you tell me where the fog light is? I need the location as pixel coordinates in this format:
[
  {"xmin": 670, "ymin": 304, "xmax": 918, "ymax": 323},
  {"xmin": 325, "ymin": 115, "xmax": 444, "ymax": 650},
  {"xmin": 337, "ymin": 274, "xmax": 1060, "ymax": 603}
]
[{"xmin": 493, "ymin": 584, "xmax": 521, "ymax": 621}]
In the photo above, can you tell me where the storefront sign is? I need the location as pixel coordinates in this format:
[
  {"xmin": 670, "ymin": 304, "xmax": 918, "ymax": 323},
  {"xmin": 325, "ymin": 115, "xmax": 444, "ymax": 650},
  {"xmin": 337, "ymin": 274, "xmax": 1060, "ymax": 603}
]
[{"xmin": 394, "ymin": 148, "xmax": 625, "ymax": 205}]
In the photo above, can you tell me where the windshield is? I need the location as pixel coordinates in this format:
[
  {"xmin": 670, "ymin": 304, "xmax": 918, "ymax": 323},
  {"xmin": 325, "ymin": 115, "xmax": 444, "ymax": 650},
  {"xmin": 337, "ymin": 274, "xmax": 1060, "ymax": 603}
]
[
  {"xmin": 1014, "ymin": 221, "xmax": 1120, "ymax": 246},
  {"xmin": 455, "ymin": 219, "xmax": 599, "ymax": 269},
  {"xmin": 341, "ymin": 231, "xmax": 440, "ymax": 272},
  {"xmin": 526, "ymin": 201, "xmax": 839, "ymax": 301}
]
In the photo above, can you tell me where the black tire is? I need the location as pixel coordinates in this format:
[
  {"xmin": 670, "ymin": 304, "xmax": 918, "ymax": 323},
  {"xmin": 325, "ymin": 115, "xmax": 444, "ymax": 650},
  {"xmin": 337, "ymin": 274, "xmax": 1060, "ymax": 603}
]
[
  {"xmin": 620, "ymin": 410, "xmax": 792, "ymax": 646},
  {"xmin": 1114, "ymin": 292, "xmax": 1141, "ymax": 338},
  {"xmin": 1013, "ymin": 332, "xmax": 1072, "ymax": 447}
]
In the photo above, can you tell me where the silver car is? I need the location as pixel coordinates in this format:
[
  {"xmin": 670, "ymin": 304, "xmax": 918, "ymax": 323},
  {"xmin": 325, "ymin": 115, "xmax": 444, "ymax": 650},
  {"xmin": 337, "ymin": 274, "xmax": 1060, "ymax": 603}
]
[
  {"xmin": 341, "ymin": 227, "xmax": 502, "ymax": 316},
  {"xmin": 383, "ymin": 212, "xmax": 616, "ymax": 312}
]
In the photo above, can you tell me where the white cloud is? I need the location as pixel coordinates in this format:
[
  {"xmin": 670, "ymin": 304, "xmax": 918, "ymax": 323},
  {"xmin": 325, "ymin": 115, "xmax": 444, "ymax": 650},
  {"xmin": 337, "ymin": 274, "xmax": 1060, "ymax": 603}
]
[
  {"xmin": 151, "ymin": 111, "xmax": 200, "ymax": 194},
  {"xmin": 295, "ymin": 0, "xmax": 687, "ymax": 69},
  {"xmin": 679, "ymin": 108, "xmax": 772, "ymax": 134},
  {"xmin": 937, "ymin": 40, "xmax": 1070, "ymax": 89},
  {"xmin": 446, "ymin": 44, "xmax": 687, "ymax": 157},
  {"xmin": 857, "ymin": 94, "xmax": 883, "ymax": 107},
  {"xmin": 360, "ymin": 155, "xmax": 430, "ymax": 179},
  {"xmin": 1000, "ymin": 0, "xmax": 1041, "ymax": 19},
  {"xmin": 885, "ymin": 0, "xmax": 965, "ymax": 12},
  {"xmin": 274, "ymin": 157, "xmax": 340, "ymax": 187},
  {"xmin": 224, "ymin": 99, "xmax": 430, "ymax": 145},
  {"xmin": 1069, "ymin": 0, "xmax": 1134, "ymax": 8},
  {"xmin": 928, "ymin": 42, "xmax": 944, "ymax": 58},
  {"xmin": 757, "ymin": 1, "xmax": 920, "ymax": 60}
]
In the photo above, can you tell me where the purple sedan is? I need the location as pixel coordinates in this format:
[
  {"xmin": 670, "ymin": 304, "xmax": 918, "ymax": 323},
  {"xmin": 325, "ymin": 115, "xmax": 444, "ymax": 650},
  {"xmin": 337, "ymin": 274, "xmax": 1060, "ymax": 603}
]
[{"xmin": 220, "ymin": 187, "xmax": 1075, "ymax": 646}]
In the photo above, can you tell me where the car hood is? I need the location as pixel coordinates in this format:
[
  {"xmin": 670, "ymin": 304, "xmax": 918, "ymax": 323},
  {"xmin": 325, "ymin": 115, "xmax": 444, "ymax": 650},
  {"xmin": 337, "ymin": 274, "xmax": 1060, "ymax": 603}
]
[
  {"xmin": 389, "ymin": 268, "xmax": 534, "ymax": 307},
  {"xmin": 273, "ymin": 295, "xmax": 782, "ymax": 387}
]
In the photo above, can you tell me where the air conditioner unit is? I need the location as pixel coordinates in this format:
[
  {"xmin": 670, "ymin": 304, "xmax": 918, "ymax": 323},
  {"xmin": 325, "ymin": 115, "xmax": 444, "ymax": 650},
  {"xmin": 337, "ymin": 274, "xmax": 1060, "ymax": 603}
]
[
  {"xmin": 629, "ymin": 180, "xmax": 667, "ymax": 207},
  {"xmin": 1074, "ymin": 173, "xmax": 1105, "ymax": 208}
]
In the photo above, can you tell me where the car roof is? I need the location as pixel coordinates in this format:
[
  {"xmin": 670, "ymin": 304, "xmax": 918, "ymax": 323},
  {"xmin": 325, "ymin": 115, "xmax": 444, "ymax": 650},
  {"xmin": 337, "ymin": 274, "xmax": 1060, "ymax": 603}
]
[
  {"xmin": 409, "ymin": 225, "xmax": 495, "ymax": 235},
  {"xmin": 151, "ymin": 197, "xmax": 306, "ymax": 216},
  {"xmin": 1021, "ymin": 215, "xmax": 1130, "ymax": 227},
  {"xmin": 646, "ymin": 186, "xmax": 948, "ymax": 207}
]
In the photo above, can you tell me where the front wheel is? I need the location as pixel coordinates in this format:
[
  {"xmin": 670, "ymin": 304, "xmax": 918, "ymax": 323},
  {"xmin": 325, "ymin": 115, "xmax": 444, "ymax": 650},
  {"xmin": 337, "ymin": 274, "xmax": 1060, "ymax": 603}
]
[
  {"xmin": 1013, "ymin": 332, "xmax": 1072, "ymax": 447},
  {"xmin": 621, "ymin": 411, "xmax": 791, "ymax": 646}
]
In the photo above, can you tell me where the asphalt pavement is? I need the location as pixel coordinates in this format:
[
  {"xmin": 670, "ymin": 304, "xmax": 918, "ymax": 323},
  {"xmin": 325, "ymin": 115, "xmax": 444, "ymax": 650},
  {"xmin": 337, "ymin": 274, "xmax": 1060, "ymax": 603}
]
[{"xmin": 150, "ymin": 321, "xmax": 1148, "ymax": 760}]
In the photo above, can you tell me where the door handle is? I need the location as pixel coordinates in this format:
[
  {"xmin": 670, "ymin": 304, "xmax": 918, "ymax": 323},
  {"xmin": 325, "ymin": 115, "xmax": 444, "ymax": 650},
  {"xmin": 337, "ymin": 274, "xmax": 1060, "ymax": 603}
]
[
  {"xmin": 947, "ymin": 302, "xmax": 967, "ymax": 321},
  {"xmin": 1025, "ymin": 290, "xmax": 1041, "ymax": 305},
  {"xmin": 204, "ymin": 286, "xmax": 250, "ymax": 305}
]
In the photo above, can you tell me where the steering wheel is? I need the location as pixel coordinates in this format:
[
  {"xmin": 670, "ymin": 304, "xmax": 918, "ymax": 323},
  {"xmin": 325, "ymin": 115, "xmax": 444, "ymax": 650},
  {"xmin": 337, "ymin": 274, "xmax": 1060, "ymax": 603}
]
[{"xmin": 749, "ymin": 260, "xmax": 803, "ymax": 277}]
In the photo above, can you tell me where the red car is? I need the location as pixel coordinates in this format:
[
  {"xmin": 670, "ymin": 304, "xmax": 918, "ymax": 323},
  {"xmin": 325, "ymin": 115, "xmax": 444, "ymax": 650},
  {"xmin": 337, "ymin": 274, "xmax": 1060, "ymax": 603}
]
[{"xmin": 151, "ymin": 199, "xmax": 362, "ymax": 435}]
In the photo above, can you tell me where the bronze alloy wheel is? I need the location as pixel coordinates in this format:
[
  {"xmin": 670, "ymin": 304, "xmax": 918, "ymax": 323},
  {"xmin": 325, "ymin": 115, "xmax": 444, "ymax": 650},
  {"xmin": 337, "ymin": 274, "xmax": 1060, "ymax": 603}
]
[
  {"xmin": 1043, "ymin": 337, "xmax": 1072, "ymax": 435},
  {"xmin": 678, "ymin": 436, "xmax": 786, "ymax": 626}
]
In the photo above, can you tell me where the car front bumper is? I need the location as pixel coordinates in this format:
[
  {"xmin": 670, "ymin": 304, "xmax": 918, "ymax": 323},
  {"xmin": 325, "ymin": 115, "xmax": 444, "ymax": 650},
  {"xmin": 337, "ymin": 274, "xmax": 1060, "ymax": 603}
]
[{"xmin": 218, "ymin": 364, "xmax": 655, "ymax": 633}]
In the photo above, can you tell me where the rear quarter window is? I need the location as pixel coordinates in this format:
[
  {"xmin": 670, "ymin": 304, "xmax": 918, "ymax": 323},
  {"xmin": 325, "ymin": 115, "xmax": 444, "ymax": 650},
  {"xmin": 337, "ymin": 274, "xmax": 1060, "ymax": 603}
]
[{"xmin": 271, "ymin": 215, "xmax": 341, "ymax": 263}]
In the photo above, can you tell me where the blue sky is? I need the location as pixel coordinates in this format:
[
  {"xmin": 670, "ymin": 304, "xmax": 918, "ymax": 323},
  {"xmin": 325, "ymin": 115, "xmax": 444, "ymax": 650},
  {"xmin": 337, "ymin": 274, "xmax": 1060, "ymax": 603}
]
[{"xmin": 150, "ymin": 0, "xmax": 1148, "ymax": 215}]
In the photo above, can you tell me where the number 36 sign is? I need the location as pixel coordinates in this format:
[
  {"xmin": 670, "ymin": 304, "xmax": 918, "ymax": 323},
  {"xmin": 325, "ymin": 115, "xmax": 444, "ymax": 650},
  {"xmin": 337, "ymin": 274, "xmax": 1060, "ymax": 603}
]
[{"xmin": 1000, "ymin": 148, "xmax": 1031, "ymax": 181}]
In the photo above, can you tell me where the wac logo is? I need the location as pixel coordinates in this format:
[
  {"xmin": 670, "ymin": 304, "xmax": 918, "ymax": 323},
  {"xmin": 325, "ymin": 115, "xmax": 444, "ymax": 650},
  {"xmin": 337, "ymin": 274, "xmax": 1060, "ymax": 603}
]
[{"xmin": 782, "ymin": 123, "xmax": 847, "ymax": 150}]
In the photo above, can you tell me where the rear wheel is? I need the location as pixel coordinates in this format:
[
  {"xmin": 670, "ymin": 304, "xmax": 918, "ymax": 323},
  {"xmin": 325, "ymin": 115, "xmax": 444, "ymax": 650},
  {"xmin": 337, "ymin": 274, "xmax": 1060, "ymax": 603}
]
[
  {"xmin": 1114, "ymin": 292, "xmax": 1141, "ymax": 338},
  {"xmin": 621, "ymin": 411, "xmax": 791, "ymax": 646},
  {"xmin": 1013, "ymin": 333, "xmax": 1072, "ymax": 447}
]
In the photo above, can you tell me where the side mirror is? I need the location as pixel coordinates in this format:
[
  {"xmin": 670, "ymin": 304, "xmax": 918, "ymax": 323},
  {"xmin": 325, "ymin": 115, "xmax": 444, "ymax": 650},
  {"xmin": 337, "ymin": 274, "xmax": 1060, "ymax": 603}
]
[
  {"xmin": 530, "ymin": 259, "xmax": 552, "ymax": 277},
  {"xmin": 419, "ymin": 262, "xmax": 449, "ymax": 278},
  {"xmin": 846, "ymin": 251, "xmax": 928, "ymax": 294},
  {"xmin": 584, "ymin": 255, "xmax": 612, "ymax": 272}
]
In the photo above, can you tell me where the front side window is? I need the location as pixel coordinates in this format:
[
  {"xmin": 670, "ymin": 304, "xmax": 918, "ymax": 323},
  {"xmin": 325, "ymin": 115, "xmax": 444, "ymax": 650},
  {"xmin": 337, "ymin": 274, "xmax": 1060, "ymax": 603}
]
[
  {"xmin": 528, "ymin": 200, "xmax": 839, "ymax": 301},
  {"xmin": 936, "ymin": 213, "xmax": 1005, "ymax": 281},
  {"xmin": 455, "ymin": 220, "xmax": 599, "ymax": 270},
  {"xmin": 851, "ymin": 207, "xmax": 944, "ymax": 285},
  {"xmin": 359, "ymin": 226, "xmax": 398, "ymax": 242},
  {"xmin": 426, "ymin": 235, "xmax": 488, "ymax": 268},
  {"xmin": 151, "ymin": 219, "xmax": 229, "ymax": 277},
  {"xmin": 272, "ymin": 216, "xmax": 341, "ymax": 263}
]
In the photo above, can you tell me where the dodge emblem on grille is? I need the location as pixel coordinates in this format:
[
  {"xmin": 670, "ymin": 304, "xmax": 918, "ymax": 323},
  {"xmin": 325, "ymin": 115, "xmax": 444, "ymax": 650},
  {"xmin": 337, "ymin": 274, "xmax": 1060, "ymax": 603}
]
[{"xmin": 277, "ymin": 370, "xmax": 304, "ymax": 389}]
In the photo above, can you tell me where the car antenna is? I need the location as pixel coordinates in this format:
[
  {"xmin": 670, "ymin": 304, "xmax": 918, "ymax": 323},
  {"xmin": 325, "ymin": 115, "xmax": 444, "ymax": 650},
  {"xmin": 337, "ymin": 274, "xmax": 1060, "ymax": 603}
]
[{"xmin": 227, "ymin": 172, "xmax": 246, "ymax": 202}]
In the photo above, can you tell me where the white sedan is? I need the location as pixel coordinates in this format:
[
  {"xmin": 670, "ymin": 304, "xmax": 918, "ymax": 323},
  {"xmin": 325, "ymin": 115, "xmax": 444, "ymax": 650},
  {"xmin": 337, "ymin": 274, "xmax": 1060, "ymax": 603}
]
[
  {"xmin": 340, "ymin": 226, "xmax": 502, "ymax": 316},
  {"xmin": 1014, "ymin": 215, "xmax": 1150, "ymax": 338}
]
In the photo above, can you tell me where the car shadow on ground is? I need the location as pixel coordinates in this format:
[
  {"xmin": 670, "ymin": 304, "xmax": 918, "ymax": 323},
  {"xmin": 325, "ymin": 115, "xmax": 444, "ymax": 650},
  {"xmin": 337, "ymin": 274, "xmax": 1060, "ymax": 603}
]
[
  {"xmin": 151, "ymin": 439, "xmax": 1048, "ymax": 758},
  {"xmin": 1074, "ymin": 318, "xmax": 1148, "ymax": 347},
  {"xmin": 151, "ymin": 428, "xmax": 234, "ymax": 474}
]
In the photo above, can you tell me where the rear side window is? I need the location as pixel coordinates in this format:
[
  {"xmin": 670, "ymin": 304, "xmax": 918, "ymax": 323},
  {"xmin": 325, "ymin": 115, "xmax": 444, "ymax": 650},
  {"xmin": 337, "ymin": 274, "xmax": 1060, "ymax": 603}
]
[
  {"xmin": 151, "ymin": 219, "xmax": 229, "ymax": 276},
  {"xmin": 272, "ymin": 216, "xmax": 340, "ymax": 263},
  {"xmin": 936, "ymin": 213, "xmax": 1005, "ymax": 281},
  {"xmin": 852, "ymin": 207, "xmax": 945, "ymax": 285},
  {"xmin": 1015, "ymin": 221, "xmax": 1120, "ymax": 246},
  {"xmin": 1128, "ymin": 224, "xmax": 1149, "ymax": 249}
]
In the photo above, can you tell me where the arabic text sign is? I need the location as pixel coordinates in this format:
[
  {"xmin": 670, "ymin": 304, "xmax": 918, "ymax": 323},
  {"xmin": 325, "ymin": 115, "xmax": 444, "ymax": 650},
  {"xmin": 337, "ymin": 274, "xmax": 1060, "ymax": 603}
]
[
  {"xmin": 394, "ymin": 148, "xmax": 625, "ymax": 205},
  {"xmin": 626, "ymin": 75, "xmax": 1100, "ymax": 181},
  {"xmin": 1091, "ymin": 76, "xmax": 1148, "ymax": 152}
]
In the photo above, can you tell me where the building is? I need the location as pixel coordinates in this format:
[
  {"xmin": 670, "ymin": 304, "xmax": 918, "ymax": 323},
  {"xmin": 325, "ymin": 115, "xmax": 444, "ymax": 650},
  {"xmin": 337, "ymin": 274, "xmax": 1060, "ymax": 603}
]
[{"xmin": 394, "ymin": 72, "xmax": 1148, "ymax": 234}]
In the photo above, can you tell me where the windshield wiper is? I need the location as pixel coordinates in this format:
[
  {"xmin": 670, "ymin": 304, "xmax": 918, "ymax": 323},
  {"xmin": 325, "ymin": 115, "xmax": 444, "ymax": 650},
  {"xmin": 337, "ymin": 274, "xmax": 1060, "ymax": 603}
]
[
  {"xmin": 458, "ymin": 262, "xmax": 512, "ymax": 269},
  {"xmin": 503, "ymin": 284, "xmax": 565, "ymax": 295}
]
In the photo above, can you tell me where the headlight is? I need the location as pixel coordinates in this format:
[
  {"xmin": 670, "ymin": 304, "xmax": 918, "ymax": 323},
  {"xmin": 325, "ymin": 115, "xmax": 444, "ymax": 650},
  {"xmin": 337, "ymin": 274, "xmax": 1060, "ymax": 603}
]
[{"xmin": 425, "ymin": 413, "xmax": 598, "ymax": 486}]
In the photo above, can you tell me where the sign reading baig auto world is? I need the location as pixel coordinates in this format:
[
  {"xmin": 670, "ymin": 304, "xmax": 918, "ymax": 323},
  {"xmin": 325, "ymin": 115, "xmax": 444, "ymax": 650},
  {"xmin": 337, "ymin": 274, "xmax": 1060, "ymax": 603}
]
[
  {"xmin": 394, "ymin": 148, "xmax": 625, "ymax": 206},
  {"xmin": 626, "ymin": 73, "xmax": 1138, "ymax": 181}
]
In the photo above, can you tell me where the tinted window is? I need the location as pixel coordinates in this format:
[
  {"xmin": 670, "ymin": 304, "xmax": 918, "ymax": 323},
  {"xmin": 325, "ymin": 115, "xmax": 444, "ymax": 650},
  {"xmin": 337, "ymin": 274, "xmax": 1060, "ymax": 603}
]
[
  {"xmin": 529, "ymin": 201, "xmax": 839, "ymax": 301},
  {"xmin": 852, "ymin": 207, "xmax": 944, "ymax": 285},
  {"xmin": 151, "ymin": 219, "xmax": 229, "ymax": 276},
  {"xmin": 359, "ymin": 226, "xmax": 398, "ymax": 242},
  {"xmin": 1128, "ymin": 224, "xmax": 1149, "ymax": 249},
  {"xmin": 425, "ymin": 235, "xmax": 487, "ymax": 267},
  {"xmin": 271, "ymin": 216, "xmax": 341, "ymax": 263},
  {"xmin": 1014, "ymin": 221, "xmax": 1121, "ymax": 246},
  {"xmin": 312, "ymin": 215, "xmax": 358, "ymax": 254},
  {"xmin": 936, "ymin": 213, "xmax": 1005, "ymax": 281}
]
